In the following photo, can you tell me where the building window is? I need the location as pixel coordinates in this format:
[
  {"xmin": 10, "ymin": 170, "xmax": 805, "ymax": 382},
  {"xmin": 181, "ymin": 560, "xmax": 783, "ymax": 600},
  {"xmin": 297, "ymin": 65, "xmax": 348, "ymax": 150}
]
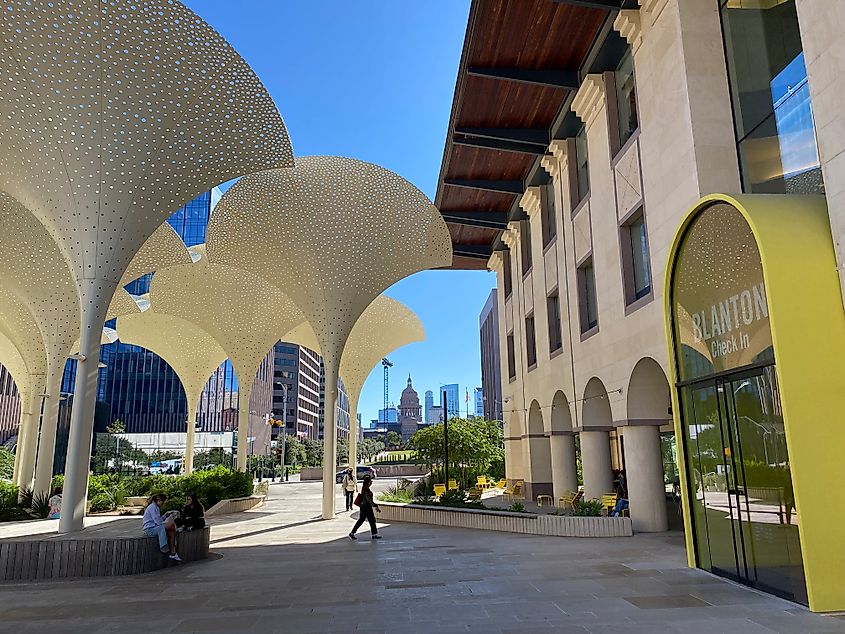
[
  {"xmin": 574, "ymin": 125, "xmax": 590, "ymax": 206},
  {"xmin": 520, "ymin": 220, "xmax": 532, "ymax": 274},
  {"xmin": 541, "ymin": 182, "xmax": 557, "ymax": 247},
  {"xmin": 620, "ymin": 210, "xmax": 652, "ymax": 303},
  {"xmin": 506, "ymin": 331, "xmax": 516, "ymax": 381},
  {"xmin": 720, "ymin": 0, "xmax": 824, "ymax": 195},
  {"xmin": 503, "ymin": 249, "xmax": 513, "ymax": 299},
  {"xmin": 547, "ymin": 292, "xmax": 562, "ymax": 353},
  {"xmin": 525, "ymin": 314, "xmax": 537, "ymax": 368},
  {"xmin": 615, "ymin": 50, "xmax": 639, "ymax": 150},
  {"xmin": 577, "ymin": 258, "xmax": 598, "ymax": 333}
]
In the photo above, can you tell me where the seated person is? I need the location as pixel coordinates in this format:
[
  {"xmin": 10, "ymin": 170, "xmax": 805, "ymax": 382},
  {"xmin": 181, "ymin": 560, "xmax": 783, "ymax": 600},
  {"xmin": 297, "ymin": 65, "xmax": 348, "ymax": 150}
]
[
  {"xmin": 177, "ymin": 492, "xmax": 205, "ymax": 531},
  {"xmin": 610, "ymin": 497, "xmax": 629, "ymax": 517},
  {"xmin": 142, "ymin": 493, "xmax": 181, "ymax": 561},
  {"xmin": 48, "ymin": 487, "xmax": 62, "ymax": 520}
]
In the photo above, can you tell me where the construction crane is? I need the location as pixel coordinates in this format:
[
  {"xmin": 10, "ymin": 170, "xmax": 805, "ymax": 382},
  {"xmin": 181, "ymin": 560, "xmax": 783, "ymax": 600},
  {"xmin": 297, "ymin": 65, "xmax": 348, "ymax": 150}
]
[{"xmin": 381, "ymin": 358, "xmax": 393, "ymax": 424}]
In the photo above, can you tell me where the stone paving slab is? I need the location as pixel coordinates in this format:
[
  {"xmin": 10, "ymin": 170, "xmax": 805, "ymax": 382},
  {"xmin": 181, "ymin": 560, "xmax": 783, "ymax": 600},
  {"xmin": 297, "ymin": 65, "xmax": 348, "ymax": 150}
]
[{"xmin": 0, "ymin": 480, "xmax": 843, "ymax": 633}]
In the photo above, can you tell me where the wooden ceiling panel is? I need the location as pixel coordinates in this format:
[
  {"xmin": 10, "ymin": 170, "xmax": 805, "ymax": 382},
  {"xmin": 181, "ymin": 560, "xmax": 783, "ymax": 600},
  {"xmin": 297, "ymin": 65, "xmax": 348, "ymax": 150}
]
[{"xmin": 441, "ymin": 186, "xmax": 516, "ymax": 213}]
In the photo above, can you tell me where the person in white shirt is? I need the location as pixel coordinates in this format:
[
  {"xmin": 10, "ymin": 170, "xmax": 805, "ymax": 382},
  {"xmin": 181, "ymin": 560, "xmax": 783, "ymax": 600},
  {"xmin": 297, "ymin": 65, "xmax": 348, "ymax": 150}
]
[
  {"xmin": 341, "ymin": 468, "xmax": 358, "ymax": 511},
  {"xmin": 142, "ymin": 493, "xmax": 181, "ymax": 561}
]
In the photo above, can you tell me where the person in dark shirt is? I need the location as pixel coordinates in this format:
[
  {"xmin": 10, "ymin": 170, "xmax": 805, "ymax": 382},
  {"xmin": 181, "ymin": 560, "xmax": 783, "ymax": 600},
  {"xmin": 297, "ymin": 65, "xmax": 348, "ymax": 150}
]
[
  {"xmin": 178, "ymin": 492, "xmax": 205, "ymax": 531},
  {"xmin": 349, "ymin": 474, "xmax": 381, "ymax": 541}
]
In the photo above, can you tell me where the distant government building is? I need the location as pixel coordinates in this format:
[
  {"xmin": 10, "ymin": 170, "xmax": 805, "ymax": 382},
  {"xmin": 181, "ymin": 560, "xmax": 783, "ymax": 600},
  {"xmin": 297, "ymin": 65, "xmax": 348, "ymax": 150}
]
[{"xmin": 437, "ymin": 0, "xmax": 845, "ymax": 613}]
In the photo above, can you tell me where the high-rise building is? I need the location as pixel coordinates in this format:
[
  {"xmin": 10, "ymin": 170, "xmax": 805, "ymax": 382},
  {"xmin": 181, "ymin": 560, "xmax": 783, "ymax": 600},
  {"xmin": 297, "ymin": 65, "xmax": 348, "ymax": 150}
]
[
  {"xmin": 0, "ymin": 367, "xmax": 21, "ymax": 444},
  {"xmin": 439, "ymin": 383, "xmax": 460, "ymax": 420},
  {"xmin": 398, "ymin": 375, "xmax": 422, "ymax": 441},
  {"xmin": 377, "ymin": 407, "xmax": 398, "ymax": 425},
  {"xmin": 479, "ymin": 288, "xmax": 502, "ymax": 421},
  {"xmin": 474, "ymin": 387, "xmax": 483, "ymax": 418},
  {"xmin": 424, "ymin": 389, "xmax": 434, "ymax": 424},
  {"xmin": 272, "ymin": 343, "xmax": 320, "ymax": 440},
  {"xmin": 427, "ymin": 405, "xmax": 443, "ymax": 425}
]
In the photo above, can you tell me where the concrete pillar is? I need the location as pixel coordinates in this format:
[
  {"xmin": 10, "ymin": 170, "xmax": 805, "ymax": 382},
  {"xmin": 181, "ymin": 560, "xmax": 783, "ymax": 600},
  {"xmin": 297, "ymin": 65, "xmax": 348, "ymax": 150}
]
[
  {"xmin": 624, "ymin": 425, "xmax": 668, "ymax": 532},
  {"xmin": 13, "ymin": 400, "xmax": 37, "ymax": 489},
  {"xmin": 236, "ymin": 385, "xmax": 252, "ymax": 472},
  {"xmin": 526, "ymin": 435, "xmax": 554, "ymax": 501},
  {"xmin": 321, "ymin": 356, "xmax": 339, "ymax": 520},
  {"xmin": 348, "ymin": 393, "xmax": 359, "ymax": 472},
  {"xmin": 581, "ymin": 430, "xmax": 613, "ymax": 500},
  {"xmin": 33, "ymin": 389, "xmax": 61, "ymax": 498},
  {"xmin": 60, "ymin": 282, "xmax": 110, "ymax": 533},
  {"xmin": 550, "ymin": 433, "xmax": 578, "ymax": 499},
  {"xmin": 184, "ymin": 398, "xmax": 199, "ymax": 474}
]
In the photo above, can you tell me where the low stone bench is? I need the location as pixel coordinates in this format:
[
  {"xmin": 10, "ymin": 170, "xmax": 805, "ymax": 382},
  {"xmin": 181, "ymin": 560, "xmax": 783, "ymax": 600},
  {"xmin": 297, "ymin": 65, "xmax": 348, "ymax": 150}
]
[{"xmin": 0, "ymin": 519, "xmax": 210, "ymax": 582}]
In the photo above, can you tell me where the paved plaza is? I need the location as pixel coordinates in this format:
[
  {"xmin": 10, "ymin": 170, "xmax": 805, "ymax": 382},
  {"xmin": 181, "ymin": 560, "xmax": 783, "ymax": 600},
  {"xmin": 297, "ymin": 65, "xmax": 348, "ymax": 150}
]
[{"xmin": 0, "ymin": 481, "xmax": 843, "ymax": 633}]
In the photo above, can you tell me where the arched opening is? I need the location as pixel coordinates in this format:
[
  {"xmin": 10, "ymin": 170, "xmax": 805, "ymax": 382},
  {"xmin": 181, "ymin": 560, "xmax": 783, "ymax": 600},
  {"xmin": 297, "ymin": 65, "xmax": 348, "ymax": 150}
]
[
  {"xmin": 550, "ymin": 391, "xmax": 577, "ymax": 497},
  {"xmin": 580, "ymin": 377, "xmax": 614, "ymax": 499},
  {"xmin": 623, "ymin": 357, "xmax": 672, "ymax": 533},
  {"xmin": 523, "ymin": 399, "xmax": 552, "ymax": 501}
]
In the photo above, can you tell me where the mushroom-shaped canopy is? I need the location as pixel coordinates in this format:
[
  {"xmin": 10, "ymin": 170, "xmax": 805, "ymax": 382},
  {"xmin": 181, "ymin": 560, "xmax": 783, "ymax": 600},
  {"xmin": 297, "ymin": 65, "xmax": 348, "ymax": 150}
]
[
  {"xmin": 0, "ymin": 287, "xmax": 49, "ymax": 390},
  {"xmin": 119, "ymin": 222, "xmax": 194, "ymax": 289},
  {"xmin": 0, "ymin": 0, "xmax": 294, "ymax": 293},
  {"xmin": 340, "ymin": 296, "xmax": 425, "ymax": 402},
  {"xmin": 206, "ymin": 156, "xmax": 451, "ymax": 364},
  {"xmin": 149, "ymin": 249, "xmax": 309, "ymax": 467}
]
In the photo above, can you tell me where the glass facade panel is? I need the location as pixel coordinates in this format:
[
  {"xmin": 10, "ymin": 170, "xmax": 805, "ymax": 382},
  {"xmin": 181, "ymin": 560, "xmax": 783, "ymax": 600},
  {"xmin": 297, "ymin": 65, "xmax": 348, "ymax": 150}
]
[
  {"xmin": 542, "ymin": 182, "xmax": 557, "ymax": 247},
  {"xmin": 520, "ymin": 220, "xmax": 532, "ymax": 273},
  {"xmin": 721, "ymin": 1, "xmax": 824, "ymax": 194},
  {"xmin": 547, "ymin": 292, "xmax": 562, "ymax": 353},
  {"xmin": 525, "ymin": 315, "xmax": 537, "ymax": 368},
  {"xmin": 615, "ymin": 50, "xmax": 639, "ymax": 148},
  {"xmin": 581, "ymin": 261, "xmax": 598, "ymax": 332},
  {"xmin": 629, "ymin": 216, "xmax": 651, "ymax": 298}
]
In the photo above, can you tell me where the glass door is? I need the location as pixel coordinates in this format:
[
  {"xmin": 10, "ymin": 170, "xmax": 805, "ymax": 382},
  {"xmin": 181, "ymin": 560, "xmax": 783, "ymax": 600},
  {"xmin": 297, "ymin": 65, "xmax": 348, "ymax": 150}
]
[{"xmin": 681, "ymin": 366, "xmax": 807, "ymax": 604}]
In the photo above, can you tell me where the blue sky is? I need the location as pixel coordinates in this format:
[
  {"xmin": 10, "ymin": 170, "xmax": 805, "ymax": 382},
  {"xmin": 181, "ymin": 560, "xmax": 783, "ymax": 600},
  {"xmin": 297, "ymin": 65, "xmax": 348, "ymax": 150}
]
[{"xmin": 183, "ymin": 1, "xmax": 495, "ymax": 424}]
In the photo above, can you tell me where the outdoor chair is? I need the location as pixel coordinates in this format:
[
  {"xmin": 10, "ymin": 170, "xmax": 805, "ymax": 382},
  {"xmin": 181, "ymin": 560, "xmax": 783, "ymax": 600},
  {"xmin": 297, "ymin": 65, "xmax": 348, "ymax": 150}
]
[
  {"xmin": 536, "ymin": 494, "xmax": 553, "ymax": 508},
  {"xmin": 433, "ymin": 484, "xmax": 447, "ymax": 498},
  {"xmin": 496, "ymin": 479, "xmax": 507, "ymax": 489},
  {"xmin": 557, "ymin": 490, "xmax": 583, "ymax": 513},
  {"xmin": 448, "ymin": 479, "xmax": 459, "ymax": 491},
  {"xmin": 467, "ymin": 487, "xmax": 483, "ymax": 502},
  {"xmin": 600, "ymin": 493, "xmax": 618, "ymax": 516},
  {"xmin": 504, "ymin": 481, "xmax": 525, "ymax": 502},
  {"xmin": 476, "ymin": 475, "xmax": 490, "ymax": 490}
]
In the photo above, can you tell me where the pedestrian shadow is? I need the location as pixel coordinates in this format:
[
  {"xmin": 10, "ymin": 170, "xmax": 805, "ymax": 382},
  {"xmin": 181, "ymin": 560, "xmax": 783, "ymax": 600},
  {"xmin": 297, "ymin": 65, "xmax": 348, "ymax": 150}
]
[{"xmin": 209, "ymin": 515, "xmax": 325, "ymax": 545}]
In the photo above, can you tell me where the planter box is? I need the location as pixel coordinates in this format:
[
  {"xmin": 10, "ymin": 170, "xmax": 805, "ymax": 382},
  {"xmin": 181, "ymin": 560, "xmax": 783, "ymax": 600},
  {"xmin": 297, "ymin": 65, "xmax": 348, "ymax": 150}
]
[{"xmin": 378, "ymin": 502, "xmax": 632, "ymax": 538}]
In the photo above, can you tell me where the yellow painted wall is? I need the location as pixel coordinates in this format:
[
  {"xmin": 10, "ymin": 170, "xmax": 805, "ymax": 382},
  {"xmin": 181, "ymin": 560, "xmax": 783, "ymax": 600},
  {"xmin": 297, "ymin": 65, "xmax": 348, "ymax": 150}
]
[{"xmin": 664, "ymin": 194, "xmax": 845, "ymax": 612}]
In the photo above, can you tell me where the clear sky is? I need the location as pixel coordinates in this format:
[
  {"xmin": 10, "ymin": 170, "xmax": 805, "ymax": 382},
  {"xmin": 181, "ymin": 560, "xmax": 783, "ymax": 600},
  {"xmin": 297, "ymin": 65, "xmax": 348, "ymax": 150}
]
[{"xmin": 183, "ymin": 1, "xmax": 495, "ymax": 424}]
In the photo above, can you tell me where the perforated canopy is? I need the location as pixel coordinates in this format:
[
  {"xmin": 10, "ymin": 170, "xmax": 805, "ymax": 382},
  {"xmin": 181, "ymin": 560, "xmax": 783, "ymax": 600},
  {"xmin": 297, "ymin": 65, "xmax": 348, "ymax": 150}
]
[{"xmin": 206, "ymin": 156, "xmax": 451, "ymax": 517}]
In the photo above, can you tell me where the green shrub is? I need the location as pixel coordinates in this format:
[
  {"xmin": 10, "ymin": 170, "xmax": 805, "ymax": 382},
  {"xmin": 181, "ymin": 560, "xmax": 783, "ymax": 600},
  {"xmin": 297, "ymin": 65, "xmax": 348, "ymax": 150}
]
[
  {"xmin": 507, "ymin": 502, "xmax": 526, "ymax": 513},
  {"xmin": 439, "ymin": 489, "xmax": 467, "ymax": 506},
  {"xmin": 377, "ymin": 480, "xmax": 414, "ymax": 503},
  {"xmin": 574, "ymin": 499, "xmax": 603, "ymax": 517}
]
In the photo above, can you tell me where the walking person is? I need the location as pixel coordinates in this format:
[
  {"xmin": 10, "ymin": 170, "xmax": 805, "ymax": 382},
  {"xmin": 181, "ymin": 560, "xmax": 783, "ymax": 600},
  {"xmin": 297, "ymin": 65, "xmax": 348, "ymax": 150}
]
[
  {"xmin": 349, "ymin": 474, "xmax": 381, "ymax": 540},
  {"xmin": 342, "ymin": 467, "xmax": 357, "ymax": 512},
  {"xmin": 142, "ymin": 493, "xmax": 181, "ymax": 561}
]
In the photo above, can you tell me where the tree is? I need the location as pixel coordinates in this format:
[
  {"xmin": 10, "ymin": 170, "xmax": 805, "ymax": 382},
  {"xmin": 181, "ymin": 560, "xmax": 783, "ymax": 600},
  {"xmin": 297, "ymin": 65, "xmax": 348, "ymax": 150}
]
[
  {"xmin": 0, "ymin": 447, "xmax": 14, "ymax": 480},
  {"xmin": 337, "ymin": 437, "xmax": 349, "ymax": 466},
  {"xmin": 91, "ymin": 432, "xmax": 148, "ymax": 474},
  {"xmin": 282, "ymin": 434, "xmax": 306, "ymax": 467},
  {"xmin": 386, "ymin": 431, "xmax": 402, "ymax": 448},
  {"xmin": 407, "ymin": 417, "xmax": 504, "ymax": 488},
  {"xmin": 303, "ymin": 438, "xmax": 323, "ymax": 467},
  {"xmin": 193, "ymin": 447, "xmax": 234, "ymax": 471}
]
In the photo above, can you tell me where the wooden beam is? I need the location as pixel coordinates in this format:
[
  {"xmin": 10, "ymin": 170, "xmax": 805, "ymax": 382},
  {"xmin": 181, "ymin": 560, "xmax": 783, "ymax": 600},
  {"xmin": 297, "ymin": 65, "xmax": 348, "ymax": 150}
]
[
  {"xmin": 455, "ymin": 127, "xmax": 550, "ymax": 146},
  {"xmin": 467, "ymin": 66, "xmax": 580, "ymax": 90},
  {"xmin": 452, "ymin": 135, "xmax": 546, "ymax": 155},
  {"xmin": 441, "ymin": 211, "xmax": 509, "ymax": 229},
  {"xmin": 453, "ymin": 243, "xmax": 493, "ymax": 259},
  {"xmin": 445, "ymin": 179, "xmax": 523, "ymax": 195},
  {"xmin": 550, "ymin": 0, "xmax": 635, "ymax": 9}
]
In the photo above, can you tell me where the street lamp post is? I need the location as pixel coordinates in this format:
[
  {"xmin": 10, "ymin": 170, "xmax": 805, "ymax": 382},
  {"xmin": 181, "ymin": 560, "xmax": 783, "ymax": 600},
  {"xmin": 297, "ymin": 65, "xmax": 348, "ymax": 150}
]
[{"xmin": 275, "ymin": 381, "xmax": 289, "ymax": 482}]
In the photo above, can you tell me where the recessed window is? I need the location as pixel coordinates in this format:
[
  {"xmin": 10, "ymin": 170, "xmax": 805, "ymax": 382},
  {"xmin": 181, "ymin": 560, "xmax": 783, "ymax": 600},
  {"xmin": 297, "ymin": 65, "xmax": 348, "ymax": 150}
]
[
  {"xmin": 525, "ymin": 314, "xmax": 537, "ymax": 368},
  {"xmin": 574, "ymin": 125, "xmax": 590, "ymax": 206},
  {"xmin": 577, "ymin": 258, "xmax": 598, "ymax": 333},
  {"xmin": 621, "ymin": 210, "xmax": 652, "ymax": 304},
  {"xmin": 520, "ymin": 220, "xmax": 533, "ymax": 274},
  {"xmin": 547, "ymin": 292, "xmax": 562, "ymax": 353},
  {"xmin": 503, "ymin": 249, "xmax": 513, "ymax": 299},
  {"xmin": 506, "ymin": 332, "xmax": 516, "ymax": 381},
  {"xmin": 541, "ymin": 182, "xmax": 557, "ymax": 247},
  {"xmin": 721, "ymin": 0, "xmax": 823, "ymax": 195},
  {"xmin": 615, "ymin": 49, "xmax": 639, "ymax": 149}
]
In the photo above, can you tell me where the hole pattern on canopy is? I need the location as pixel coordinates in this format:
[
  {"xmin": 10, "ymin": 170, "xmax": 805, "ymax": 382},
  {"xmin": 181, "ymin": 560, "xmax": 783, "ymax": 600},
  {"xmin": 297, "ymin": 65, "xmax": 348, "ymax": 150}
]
[
  {"xmin": 0, "ymin": 329, "xmax": 32, "ymax": 403},
  {"xmin": 148, "ymin": 251, "xmax": 308, "ymax": 394},
  {"xmin": 0, "ymin": 0, "xmax": 293, "ymax": 314},
  {"xmin": 0, "ymin": 286, "xmax": 49, "ymax": 382},
  {"xmin": 119, "ymin": 221, "xmax": 193, "ymax": 288},
  {"xmin": 339, "ymin": 295, "xmax": 425, "ymax": 401},
  {"xmin": 205, "ymin": 156, "xmax": 451, "ymax": 364},
  {"xmin": 0, "ymin": 192, "xmax": 79, "ymax": 379},
  {"xmin": 115, "ymin": 308, "xmax": 228, "ymax": 405}
]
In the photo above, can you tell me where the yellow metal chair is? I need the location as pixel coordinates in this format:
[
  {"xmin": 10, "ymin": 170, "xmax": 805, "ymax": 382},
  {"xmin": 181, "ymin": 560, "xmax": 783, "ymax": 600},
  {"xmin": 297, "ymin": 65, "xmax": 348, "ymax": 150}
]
[
  {"xmin": 448, "ymin": 479, "xmax": 459, "ymax": 491},
  {"xmin": 496, "ymin": 479, "xmax": 507, "ymax": 489},
  {"xmin": 557, "ymin": 490, "xmax": 583, "ymax": 513},
  {"xmin": 433, "ymin": 484, "xmax": 446, "ymax": 498},
  {"xmin": 476, "ymin": 475, "xmax": 490, "ymax": 490},
  {"xmin": 536, "ymin": 494, "xmax": 554, "ymax": 508},
  {"xmin": 504, "ymin": 480, "xmax": 525, "ymax": 502},
  {"xmin": 600, "ymin": 493, "xmax": 618, "ymax": 516}
]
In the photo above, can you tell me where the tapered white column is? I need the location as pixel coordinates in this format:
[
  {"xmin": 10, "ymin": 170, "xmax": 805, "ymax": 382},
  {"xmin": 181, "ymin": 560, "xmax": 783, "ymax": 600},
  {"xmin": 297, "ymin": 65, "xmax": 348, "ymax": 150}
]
[
  {"xmin": 184, "ymin": 398, "xmax": 199, "ymax": 474},
  {"xmin": 322, "ymin": 356, "xmax": 339, "ymax": 520},
  {"xmin": 348, "ymin": 393, "xmax": 359, "ymax": 472},
  {"xmin": 624, "ymin": 425, "xmax": 668, "ymax": 532},
  {"xmin": 580, "ymin": 430, "xmax": 614, "ymax": 500},
  {"xmin": 61, "ymin": 284, "xmax": 110, "ymax": 533},
  {"xmin": 13, "ymin": 397, "xmax": 38, "ymax": 489},
  {"xmin": 236, "ymin": 385, "xmax": 253, "ymax": 472},
  {"xmin": 550, "ymin": 433, "xmax": 578, "ymax": 498},
  {"xmin": 33, "ymin": 386, "xmax": 61, "ymax": 497}
]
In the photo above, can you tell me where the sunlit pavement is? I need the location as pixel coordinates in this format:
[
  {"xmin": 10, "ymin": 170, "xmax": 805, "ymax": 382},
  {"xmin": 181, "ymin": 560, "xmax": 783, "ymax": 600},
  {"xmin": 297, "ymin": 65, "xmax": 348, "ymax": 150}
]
[{"xmin": 2, "ymin": 480, "xmax": 844, "ymax": 633}]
